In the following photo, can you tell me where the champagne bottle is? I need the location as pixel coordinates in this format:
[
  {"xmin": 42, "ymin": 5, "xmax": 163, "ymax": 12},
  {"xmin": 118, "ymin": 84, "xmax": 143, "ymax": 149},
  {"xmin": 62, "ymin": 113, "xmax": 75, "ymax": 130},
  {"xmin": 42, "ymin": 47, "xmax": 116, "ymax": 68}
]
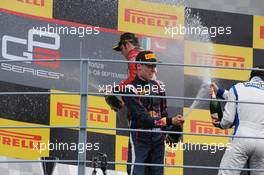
[{"xmin": 210, "ymin": 91, "xmax": 223, "ymax": 120}]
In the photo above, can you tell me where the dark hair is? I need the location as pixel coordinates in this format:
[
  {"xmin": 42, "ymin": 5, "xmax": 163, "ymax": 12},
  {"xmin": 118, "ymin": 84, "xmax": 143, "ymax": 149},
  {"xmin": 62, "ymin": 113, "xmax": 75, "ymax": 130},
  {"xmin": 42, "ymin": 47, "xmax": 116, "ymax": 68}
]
[
  {"xmin": 132, "ymin": 39, "xmax": 140, "ymax": 48},
  {"xmin": 250, "ymin": 66, "xmax": 264, "ymax": 80}
]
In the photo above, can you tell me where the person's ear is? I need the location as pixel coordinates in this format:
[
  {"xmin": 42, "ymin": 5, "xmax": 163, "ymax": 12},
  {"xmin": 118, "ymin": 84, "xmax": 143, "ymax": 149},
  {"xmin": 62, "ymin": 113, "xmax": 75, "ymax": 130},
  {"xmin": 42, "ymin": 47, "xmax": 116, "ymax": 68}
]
[
  {"xmin": 122, "ymin": 41, "xmax": 128, "ymax": 49},
  {"xmin": 127, "ymin": 42, "xmax": 135, "ymax": 49}
]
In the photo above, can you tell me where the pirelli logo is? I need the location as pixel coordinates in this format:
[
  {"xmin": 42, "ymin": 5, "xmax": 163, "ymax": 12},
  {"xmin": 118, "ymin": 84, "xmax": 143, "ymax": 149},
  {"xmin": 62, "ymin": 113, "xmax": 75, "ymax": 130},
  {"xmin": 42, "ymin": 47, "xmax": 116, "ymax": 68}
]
[
  {"xmin": 260, "ymin": 26, "xmax": 264, "ymax": 39},
  {"xmin": 57, "ymin": 102, "xmax": 109, "ymax": 123},
  {"xmin": 145, "ymin": 53, "xmax": 156, "ymax": 60},
  {"xmin": 191, "ymin": 52, "xmax": 245, "ymax": 68},
  {"xmin": 0, "ymin": 130, "xmax": 41, "ymax": 149},
  {"xmin": 190, "ymin": 120, "xmax": 228, "ymax": 135},
  {"xmin": 17, "ymin": 0, "xmax": 45, "ymax": 7},
  {"xmin": 124, "ymin": 8, "xmax": 177, "ymax": 27},
  {"xmin": 165, "ymin": 152, "xmax": 176, "ymax": 165},
  {"xmin": 122, "ymin": 146, "xmax": 128, "ymax": 161}
]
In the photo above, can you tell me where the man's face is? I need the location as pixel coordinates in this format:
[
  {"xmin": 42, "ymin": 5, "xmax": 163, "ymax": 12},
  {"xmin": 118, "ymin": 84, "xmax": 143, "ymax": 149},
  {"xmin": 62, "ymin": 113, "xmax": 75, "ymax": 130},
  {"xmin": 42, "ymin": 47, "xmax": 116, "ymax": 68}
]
[{"xmin": 137, "ymin": 64, "xmax": 156, "ymax": 81}]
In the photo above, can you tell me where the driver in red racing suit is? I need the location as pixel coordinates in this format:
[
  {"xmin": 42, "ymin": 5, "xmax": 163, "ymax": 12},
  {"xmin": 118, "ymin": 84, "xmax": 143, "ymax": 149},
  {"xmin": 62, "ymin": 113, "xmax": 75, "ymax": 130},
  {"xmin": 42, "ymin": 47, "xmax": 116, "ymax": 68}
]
[{"xmin": 113, "ymin": 32, "xmax": 143, "ymax": 91}]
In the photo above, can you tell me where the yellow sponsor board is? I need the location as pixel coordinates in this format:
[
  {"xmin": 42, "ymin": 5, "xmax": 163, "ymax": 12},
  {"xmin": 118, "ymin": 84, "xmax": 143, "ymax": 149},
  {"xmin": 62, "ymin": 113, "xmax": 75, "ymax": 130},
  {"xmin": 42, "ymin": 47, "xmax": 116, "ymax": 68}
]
[
  {"xmin": 0, "ymin": 0, "xmax": 53, "ymax": 18},
  {"xmin": 118, "ymin": 0, "xmax": 184, "ymax": 39},
  {"xmin": 183, "ymin": 108, "xmax": 233, "ymax": 146},
  {"xmin": 0, "ymin": 118, "xmax": 49, "ymax": 160},
  {"xmin": 184, "ymin": 41, "xmax": 253, "ymax": 81},
  {"xmin": 253, "ymin": 16, "xmax": 264, "ymax": 49},
  {"xmin": 114, "ymin": 135, "xmax": 183, "ymax": 174},
  {"xmin": 165, "ymin": 144, "xmax": 183, "ymax": 175},
  {"xmin": 50, "ymin": 90, "xmax": 116, "ymax": 135},
  {"xmin": 115, "ymin": 135, "xmax": 129, "ymax": 172}
]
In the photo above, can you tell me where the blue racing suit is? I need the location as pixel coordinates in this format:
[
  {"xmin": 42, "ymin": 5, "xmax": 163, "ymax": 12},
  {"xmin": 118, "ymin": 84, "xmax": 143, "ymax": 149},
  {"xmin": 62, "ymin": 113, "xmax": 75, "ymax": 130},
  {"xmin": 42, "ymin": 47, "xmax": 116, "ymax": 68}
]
[{"xmin": 216, "ymin": 76, "xmax": 264, "ymax": 175}]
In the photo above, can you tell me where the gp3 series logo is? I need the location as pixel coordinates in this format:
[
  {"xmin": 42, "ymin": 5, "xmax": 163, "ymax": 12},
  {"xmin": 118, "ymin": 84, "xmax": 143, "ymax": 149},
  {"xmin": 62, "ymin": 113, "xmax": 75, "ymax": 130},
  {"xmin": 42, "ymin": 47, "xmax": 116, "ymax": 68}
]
[
  {"xmin": 124, "ymin": 8, "xmax": 177, "ymax": 27},
  {"xmin": 191, "ymin": 52, "xmax": 245, "ymax": 68},
  {"xmin": 1, "ymin": 29, "xmax": 64, "ymax": 79},
  {"xmin": 17, "ymin": 0, "xmax": 45, "ymax": 7}
]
